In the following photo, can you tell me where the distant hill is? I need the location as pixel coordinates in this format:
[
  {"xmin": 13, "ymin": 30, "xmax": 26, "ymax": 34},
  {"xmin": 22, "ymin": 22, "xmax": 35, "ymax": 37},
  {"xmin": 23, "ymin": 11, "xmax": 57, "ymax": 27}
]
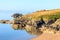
[{"xmin": 23, "ymin": 9, "xmax": 60, "ymax": 21}]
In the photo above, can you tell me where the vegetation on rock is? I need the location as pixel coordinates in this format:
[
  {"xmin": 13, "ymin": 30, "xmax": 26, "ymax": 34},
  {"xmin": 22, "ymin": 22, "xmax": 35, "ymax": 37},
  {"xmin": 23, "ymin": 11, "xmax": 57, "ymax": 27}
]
[{"xmin": 0, "ymin": 9, "xmax": 60, "ymax": 34}]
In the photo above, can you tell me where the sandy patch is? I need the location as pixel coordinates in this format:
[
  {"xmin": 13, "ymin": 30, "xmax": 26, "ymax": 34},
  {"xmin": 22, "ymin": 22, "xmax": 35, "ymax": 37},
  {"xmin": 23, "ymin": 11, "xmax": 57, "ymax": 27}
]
[{"xmin": 32, "ymin": 33, "xmax": 60, "ymax": 40}]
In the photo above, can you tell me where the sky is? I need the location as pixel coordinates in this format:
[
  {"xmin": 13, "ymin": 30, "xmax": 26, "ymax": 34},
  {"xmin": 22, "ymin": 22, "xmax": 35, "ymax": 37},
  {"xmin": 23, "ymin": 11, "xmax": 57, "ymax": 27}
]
[{"xmin": 0, "ymin": 0, "xmax": 60, "ymax": 20}]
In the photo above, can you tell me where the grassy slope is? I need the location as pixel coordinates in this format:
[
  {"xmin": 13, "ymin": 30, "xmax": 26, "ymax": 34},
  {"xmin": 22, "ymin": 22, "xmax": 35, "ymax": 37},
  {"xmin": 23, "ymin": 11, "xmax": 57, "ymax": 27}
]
[{"xmin": 23, "ymin": 9, "xmax": 60, "ymax": 21}]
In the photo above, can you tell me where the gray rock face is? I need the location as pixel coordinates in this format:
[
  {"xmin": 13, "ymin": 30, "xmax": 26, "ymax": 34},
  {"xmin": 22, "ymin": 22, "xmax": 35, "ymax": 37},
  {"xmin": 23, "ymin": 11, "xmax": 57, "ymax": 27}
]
[
  {"xmin": 49, "ymin": 19, "xmax": 60, "ymax": 31},
  {"xmin": 36, "ymin": 17, "xmax": 45, "ymax": 29},
  {"xmin": 12, "ymin": 13, "xmax": 60, "ymax": 33},
  {"xmin": 47, "ymin": 18, "xmax": 58, "ymax": 25}
]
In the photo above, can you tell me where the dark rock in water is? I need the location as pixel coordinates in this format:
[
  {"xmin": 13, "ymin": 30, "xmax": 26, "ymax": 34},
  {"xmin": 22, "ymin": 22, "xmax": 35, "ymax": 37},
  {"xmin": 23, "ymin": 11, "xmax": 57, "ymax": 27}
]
[
  {"xmin": 3, "ymin": 21, "xmax": 6, "ymax": 23},
  {"xmin": 0, "ymin": 20, "xmax": 10, "ymax": 24}
]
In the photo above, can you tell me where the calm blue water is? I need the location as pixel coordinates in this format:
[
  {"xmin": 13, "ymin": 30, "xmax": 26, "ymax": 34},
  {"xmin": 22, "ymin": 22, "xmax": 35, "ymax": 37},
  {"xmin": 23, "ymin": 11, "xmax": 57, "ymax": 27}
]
[{"xmin": 0, "ymin": 24, "xmax": 36, "ymax": 40}]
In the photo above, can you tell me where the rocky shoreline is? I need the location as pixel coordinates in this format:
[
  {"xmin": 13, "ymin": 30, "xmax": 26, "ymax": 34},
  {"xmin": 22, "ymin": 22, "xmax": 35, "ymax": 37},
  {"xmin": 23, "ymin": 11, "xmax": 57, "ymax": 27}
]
[
  {"xmin": 0, "ymin": 13, "xmax": 60, "ymax": 34},
  {"xmin": 0, "ymin": 9, "xmax": 60, "ymax": 40},
  {"xmin": 0, "ymin": 20, "xmax": 10, "ymax": 24}
]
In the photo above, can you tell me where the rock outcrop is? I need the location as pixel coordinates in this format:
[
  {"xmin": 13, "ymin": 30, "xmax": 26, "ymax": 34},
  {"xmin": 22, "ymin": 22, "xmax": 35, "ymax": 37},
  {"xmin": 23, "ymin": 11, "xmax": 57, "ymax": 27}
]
[{"xmin": 0, "ymin": 20, "xmax": 10, "ymax": 24}]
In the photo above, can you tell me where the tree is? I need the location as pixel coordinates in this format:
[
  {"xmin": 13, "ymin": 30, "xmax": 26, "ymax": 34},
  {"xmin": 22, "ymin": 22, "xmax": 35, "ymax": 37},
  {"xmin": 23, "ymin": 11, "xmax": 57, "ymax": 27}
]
[{"xmin": 12, "ymin": 13, "xmax": 23, "ymax": 18}]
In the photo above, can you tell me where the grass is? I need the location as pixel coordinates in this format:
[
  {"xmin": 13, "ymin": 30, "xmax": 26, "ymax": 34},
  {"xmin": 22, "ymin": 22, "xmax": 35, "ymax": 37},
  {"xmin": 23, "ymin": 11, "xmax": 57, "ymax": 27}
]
[
  {"xmin": 23, "ymin": 9, "xmax": 60, "ymax": 21},
  {"xmin": 40, "ymin": 12, "xmax": 60, "ymax": 20},
  {"xmin": 25, "ymin": 12, "xmax": 60, "ymax": 21}
]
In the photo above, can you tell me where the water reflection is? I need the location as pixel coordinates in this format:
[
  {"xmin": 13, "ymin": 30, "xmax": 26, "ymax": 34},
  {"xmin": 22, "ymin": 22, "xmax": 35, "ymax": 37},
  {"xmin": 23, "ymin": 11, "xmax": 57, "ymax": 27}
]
[
  {"xmin": 11, "ymin": 24, "xmax": 43, "ymax": 35},
  {"xmin": 0, "ymin": 24, "xmax": 35, "ymax": 40},
  {"xmin": 12, "ymin": 24, "xmax": 25, "ymax": 30}
]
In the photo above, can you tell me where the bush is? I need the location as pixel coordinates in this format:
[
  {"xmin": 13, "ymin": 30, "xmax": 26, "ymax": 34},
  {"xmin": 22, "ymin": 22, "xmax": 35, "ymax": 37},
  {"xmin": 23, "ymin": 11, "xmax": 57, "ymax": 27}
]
[{"xmin": 12, "ymin": 13, "xmax": 23, "ymax": 18}]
